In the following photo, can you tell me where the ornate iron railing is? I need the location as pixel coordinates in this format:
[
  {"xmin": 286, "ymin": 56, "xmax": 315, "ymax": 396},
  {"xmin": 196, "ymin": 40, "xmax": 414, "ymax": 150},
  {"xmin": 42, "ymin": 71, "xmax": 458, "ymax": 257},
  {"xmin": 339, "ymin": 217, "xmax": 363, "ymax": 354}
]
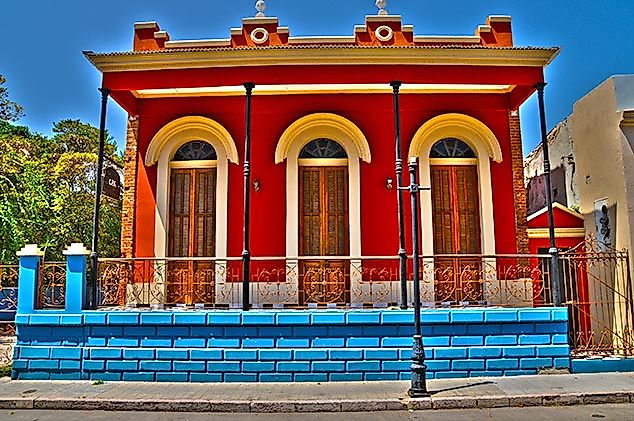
[
  {"xmin": 37, "ymin": 261, "xmax": 66, "ymax": 309},
  {"xmin": 0, "ymin": 332, "xmax": 14, "ymax": 365},
  {"xmin": 1, "ymin": 265, "xmax": 18, "ymax": 366},
  {"xmin": 96, "ymin": 255, "xmax": 553, "ymax": 309},
  {"xmin": 0, "ymin": 265, "xmax": 18, "ymax": 315},
  {"xmin": 560, "ymin": 238, "xmax": 634, "ymax": 357}
]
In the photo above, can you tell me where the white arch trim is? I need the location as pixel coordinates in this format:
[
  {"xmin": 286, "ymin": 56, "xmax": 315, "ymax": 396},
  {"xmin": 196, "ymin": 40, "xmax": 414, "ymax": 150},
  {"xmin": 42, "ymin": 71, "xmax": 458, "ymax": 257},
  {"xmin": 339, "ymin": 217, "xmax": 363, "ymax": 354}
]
[
  {"xmin": 408, "ymin": 113, "xmax": 503, "ymax": 163},
  {"xmin": 145, "ymin": 116, "xmax": 239, "ymax": 166},
  {"xmin": 408, "ymin": 113, "xmax": 503, "ymax": 258},
  {"xmin": 275, "ymin": 113, "xmax": 371, "ymax": 165},
  {"xmin": 147, "ymin": 116, "xmax": 239, "ymax": 259},
  {"xmin": 275, "ymin": 113, "xmax": 371, "ymax": 259}
]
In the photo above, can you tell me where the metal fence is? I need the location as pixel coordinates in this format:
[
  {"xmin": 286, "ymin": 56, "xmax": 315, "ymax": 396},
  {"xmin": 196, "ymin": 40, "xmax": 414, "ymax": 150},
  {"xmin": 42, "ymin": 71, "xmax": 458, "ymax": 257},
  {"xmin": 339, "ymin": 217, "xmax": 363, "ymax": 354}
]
[
  {"xmin": 96, "ymin": 255, "xmax": 553, "ymax": 309},
  {"xmin": 37, "ymin": 261, "xmax": 66, "ymax": 309},
  {"xmin": 0, "ymin": 265, "xmax": 18, "ymax": 316},
  {"xmin": 0, "ymin": 264, "xmax": 18, "ymax": 364},
  {"xmin": 560, "ymin": 240, "xmax": 634, "ymax": 357}
]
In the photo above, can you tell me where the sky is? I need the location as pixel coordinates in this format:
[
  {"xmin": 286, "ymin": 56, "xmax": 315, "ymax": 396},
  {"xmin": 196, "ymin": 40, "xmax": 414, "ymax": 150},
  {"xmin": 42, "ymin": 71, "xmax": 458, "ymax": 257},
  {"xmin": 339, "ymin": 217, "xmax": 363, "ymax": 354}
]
[{"xmin": 1, "ymin": 0, "xmax": 634, "ymax": 155}]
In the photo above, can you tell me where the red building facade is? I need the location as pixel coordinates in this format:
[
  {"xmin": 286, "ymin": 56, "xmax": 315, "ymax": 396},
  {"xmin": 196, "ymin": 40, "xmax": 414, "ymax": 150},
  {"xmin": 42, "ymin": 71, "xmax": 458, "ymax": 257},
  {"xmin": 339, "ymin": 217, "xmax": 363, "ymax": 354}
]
[{"xmin": 86, "ymin": 7, "xmax": 559, "ymax": 307}]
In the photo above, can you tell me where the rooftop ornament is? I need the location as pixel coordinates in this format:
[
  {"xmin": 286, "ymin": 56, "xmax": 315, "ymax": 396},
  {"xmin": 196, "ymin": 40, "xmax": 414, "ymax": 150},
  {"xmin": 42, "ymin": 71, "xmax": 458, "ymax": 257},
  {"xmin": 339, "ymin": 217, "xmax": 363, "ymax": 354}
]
[
  {"xmin": 255, "ymin": 0, "xmax": 266, "ymax": 17},
  {"xmin": 376, "ymin": 0, "xmax": 388, "ymax": 15}
]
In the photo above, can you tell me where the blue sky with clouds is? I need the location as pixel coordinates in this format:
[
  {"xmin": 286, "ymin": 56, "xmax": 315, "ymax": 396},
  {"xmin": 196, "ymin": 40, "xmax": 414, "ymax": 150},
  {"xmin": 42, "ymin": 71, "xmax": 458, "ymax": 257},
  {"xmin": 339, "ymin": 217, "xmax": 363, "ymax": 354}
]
[{"xmin": 1, "ymin": 0, "xmax": 633, "ymax": 154}]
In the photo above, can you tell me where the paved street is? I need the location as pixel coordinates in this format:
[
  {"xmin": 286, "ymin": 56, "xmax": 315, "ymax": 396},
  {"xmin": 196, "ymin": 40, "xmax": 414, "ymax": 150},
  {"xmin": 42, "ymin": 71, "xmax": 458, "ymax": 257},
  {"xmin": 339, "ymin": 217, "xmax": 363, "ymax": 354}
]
[{"xmin": 2, "ymin": 404, "xmax": 634, "ymax": 420}]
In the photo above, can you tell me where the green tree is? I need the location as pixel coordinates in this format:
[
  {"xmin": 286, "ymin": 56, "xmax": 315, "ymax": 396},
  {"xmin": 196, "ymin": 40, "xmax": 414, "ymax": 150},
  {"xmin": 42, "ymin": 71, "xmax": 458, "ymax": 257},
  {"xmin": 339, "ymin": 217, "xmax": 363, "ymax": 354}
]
[
  {"xmin": 0, "ymin": 123, "xmax": 55, "ymax": 261},
  {"xmin": 0, "ymin": 75, "xmax": 24, "ymax": 122},
  {"xmin": 48, "ymin": 120, "xmax": 123, "ymax": 260},
  {"xmin": 0, "ymin": 84, "xmax": 122, "ymax": 263}
]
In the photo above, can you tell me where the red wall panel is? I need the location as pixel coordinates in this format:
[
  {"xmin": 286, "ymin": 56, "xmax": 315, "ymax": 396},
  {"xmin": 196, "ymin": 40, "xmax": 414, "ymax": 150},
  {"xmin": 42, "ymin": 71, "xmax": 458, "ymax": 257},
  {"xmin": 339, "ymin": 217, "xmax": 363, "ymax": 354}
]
[{"xmin": 132, "ymin": 92, "xmax": 520, "ymax": 258}]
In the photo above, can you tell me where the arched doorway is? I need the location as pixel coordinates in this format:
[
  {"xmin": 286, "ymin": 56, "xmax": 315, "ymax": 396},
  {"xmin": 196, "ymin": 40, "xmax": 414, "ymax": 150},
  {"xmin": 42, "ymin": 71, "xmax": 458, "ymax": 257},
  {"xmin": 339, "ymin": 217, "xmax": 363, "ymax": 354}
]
[
  {"xmin": 298, "ymin": 139, "xmax": 350, "ymax": 304},
  {"xmin": 275, "ymin": 113, "xmax": 371, "ymax": 305},
  {"xmin": 430, "ymin": 138, "xmax": 482, "ymax": 303},
  {"xmin": 167, "ymin": 140, "xmax": 217, "ymax": 304}
]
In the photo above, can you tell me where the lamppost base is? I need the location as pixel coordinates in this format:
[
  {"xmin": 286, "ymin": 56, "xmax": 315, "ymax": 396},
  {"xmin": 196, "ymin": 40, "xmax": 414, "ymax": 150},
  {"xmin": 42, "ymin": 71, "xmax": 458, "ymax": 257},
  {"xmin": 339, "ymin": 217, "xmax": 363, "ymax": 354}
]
[
  {"xmin": 408, "ymin": 367, "xmax": 430, "ymax": 398},
  {"xmin": 408, "ymin": 388, "xmax": 430, "ymax": 398},
  {"xmin": 409, "ymin": 334, "xmax": 429, "ymax": 398}
]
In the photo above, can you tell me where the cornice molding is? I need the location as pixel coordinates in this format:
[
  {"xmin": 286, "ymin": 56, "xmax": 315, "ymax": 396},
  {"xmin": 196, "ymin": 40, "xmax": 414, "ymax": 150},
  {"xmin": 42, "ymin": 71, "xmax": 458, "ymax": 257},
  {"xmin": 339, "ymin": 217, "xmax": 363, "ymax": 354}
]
[{"xmin": 84, "ymin": 46, "xmax": 559, "ymax": 73}]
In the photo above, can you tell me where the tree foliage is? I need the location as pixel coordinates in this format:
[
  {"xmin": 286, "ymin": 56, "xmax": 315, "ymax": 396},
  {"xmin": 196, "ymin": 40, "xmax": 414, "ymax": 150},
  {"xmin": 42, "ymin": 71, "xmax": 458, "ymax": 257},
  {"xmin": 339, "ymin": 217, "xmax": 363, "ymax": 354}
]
[
  {"xmin": 0, "ymin": 75, "xmax": 24, "ymax": 122},
  {"xmin": 0, "ymin": 77, "xmax": 122, "ymax": 263}
]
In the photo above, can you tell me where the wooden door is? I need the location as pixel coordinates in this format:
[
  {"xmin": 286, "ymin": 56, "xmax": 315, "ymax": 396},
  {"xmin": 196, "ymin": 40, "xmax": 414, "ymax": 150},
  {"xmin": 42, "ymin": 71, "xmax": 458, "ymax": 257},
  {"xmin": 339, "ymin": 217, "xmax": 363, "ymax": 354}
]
[
  {"xmin": 167, "ymin": 168, "xmax": 216, "ymax": 305},
  {"xmin": 299, "ymin": 166, "xmax": 349, "ymax": 304},
  {"xmin": 431, "ymin": 165, "xmax": 482, "ymax": 303}
]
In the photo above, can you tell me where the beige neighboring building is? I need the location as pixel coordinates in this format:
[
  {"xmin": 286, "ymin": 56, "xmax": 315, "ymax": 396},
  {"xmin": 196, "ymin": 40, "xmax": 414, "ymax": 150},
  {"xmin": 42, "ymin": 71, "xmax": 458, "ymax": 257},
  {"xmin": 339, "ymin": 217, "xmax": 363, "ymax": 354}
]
[
  {"xmin": 525, "ymin": 76, "xmax": 634, "ymax": 354},
  {"xmin": 526, "ymin": 75, "xmax": 634, "ymax": 257}
]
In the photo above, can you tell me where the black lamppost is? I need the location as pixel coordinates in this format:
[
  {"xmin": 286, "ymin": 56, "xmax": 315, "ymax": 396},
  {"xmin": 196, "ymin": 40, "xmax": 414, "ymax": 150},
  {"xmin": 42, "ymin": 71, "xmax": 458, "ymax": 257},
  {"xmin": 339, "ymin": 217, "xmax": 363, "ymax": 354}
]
[
  {"xmin": 89, "ymin": 87, "xmax": 110, "ymax": 310},
  {"xmin": 242, "ymin": 82, "xmax": 255, "ymax": 311},
  {"xmin": 535, "ymin": 82, "xmax": 562, "ymax": 306},
  {"xmin": 391, "ymin": 81, "xmax": 408, "ymax": 309},
  {"xmin": 400, "ymin": 157, "xmax": 429, "ymax": 397}
]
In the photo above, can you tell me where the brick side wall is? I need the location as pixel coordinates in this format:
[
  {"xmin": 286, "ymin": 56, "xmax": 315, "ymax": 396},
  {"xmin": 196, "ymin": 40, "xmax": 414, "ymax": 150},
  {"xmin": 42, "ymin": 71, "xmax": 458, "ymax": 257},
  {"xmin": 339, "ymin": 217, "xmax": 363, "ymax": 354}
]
[
  {"xmin": 12, "ymin": 309, "xmax": 570, "ymax": 382},
  {"xmin": 120, "ymin": 116, "xmax": 139, "ymax": 258},
  {"xmin": 509, "ymin": 111, "xmax": 529, "ymax": 253}
]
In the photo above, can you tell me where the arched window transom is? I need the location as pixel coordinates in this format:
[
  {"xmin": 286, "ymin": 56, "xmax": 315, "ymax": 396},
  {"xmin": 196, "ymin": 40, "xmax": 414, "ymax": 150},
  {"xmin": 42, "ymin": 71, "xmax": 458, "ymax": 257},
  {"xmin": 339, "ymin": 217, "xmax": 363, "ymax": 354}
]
[
  {"xmin": 430, "ymin": 138, "xmax": 476, "ymax": 158},
  {"xmin": 299, "ymin": 139, "xmax": 347, "ymax": 159},
  {"xmin": 172, "ymin": 141, "xmax": 217, "ymax": 161}
]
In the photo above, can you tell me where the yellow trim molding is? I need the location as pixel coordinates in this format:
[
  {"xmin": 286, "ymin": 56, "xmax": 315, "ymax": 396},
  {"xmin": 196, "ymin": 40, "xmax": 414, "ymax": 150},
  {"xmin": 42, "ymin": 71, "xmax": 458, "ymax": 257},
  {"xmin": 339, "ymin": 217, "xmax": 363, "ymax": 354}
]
[
  {"xmin": 298, "ymin": 158, "xmax": 349, "ymax": 167},
  {"xmin": 275, "ymin": 113, "xmax": 371, "ymax": 164},
  {"xmin": 84, "ymin": 46, "xmax": 559, "ymax": 73},
  {"xmin": 408, "ymin": 113, "xmax": 503, "ymax": 163},
  {"xmin": 132, "ymin": 83, "xmax": 514, "ymax": 98},
  {"xmin": 145, "ymin": 116, "xmax": 239, "ymax": 166},
  {"xmin": 429, "ymin": 158, "xmax": 478, "ymax": 166},
  {"xmin": 528, "ymin": 228, "xmax": 586, "ymax": 238},
  {"xmin": 169, "ymin": 160, "xmax": 218, "ymax": 169}
]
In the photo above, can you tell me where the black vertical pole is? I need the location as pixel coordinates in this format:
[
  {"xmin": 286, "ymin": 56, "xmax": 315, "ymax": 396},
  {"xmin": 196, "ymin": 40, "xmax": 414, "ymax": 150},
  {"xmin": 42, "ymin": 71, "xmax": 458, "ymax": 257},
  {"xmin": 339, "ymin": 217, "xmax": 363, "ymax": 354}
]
[
  {"xmin": 242, "ymin": 82, "xmax": 255, "ymax": 311},
  {"xmin": 90, "ymin": 87, "xmax": 110, "ymax": 310},
  {"xmin": 391, "ymin": 81, "xmax": 408, "ymax": 309},
  {"xmin": 406, "ymin": 158, "xmax": 429, "ymax": 397},
  {"xmin": 535, "ymin": 82, "xmax": 562, "ymax": 307}
]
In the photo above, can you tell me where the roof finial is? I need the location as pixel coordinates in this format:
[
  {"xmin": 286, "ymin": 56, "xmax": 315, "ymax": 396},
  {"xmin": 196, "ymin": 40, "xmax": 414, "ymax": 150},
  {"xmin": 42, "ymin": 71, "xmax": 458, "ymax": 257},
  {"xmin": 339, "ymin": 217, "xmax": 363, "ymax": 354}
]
[
  {"xmin": 375, "ymin": 0, "xmax": 388, "ymax": 15},
  {"xmin": 255, "ymin": 0, "xmax": 266, "ymax": 17}
]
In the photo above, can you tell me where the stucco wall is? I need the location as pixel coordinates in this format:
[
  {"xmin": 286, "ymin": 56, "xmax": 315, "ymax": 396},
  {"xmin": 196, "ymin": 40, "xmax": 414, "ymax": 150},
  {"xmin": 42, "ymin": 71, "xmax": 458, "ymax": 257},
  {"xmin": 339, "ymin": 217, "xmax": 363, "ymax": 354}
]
[
  {"xmin": 129, "ymin": 91, "xmax": 522, "ymax": 260},
  {"xmin": 571, "ymin": 78, "xmax": 632, "ymax": 256}
]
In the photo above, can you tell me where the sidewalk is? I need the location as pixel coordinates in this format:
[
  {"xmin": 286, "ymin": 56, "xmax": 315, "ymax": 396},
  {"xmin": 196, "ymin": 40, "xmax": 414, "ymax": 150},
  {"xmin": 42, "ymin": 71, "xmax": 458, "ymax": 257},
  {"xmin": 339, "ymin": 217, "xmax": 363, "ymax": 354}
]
[{"xmin": 0, "ymin": 372, "xmax": 632, "ymax": 413}]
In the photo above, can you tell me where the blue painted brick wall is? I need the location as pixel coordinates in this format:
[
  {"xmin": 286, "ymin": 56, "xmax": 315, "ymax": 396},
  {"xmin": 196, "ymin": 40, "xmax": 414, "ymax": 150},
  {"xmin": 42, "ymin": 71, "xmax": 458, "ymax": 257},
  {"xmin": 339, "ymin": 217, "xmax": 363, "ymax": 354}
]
[{"xmin": 13, "ymin": 308, "xmax": 569, "ymax": 382}]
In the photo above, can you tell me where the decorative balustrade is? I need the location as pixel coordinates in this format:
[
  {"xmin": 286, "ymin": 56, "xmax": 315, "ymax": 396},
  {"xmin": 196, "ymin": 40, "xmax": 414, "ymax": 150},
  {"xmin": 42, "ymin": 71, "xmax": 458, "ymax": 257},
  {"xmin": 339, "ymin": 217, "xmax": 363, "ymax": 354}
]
[
  {"xmin": 95, "ymin": 254, "xmax": 553, "ymax": 309},
  {"xmin": 0, "ymin": 265, "xmax": 19, "ymax": 315}
]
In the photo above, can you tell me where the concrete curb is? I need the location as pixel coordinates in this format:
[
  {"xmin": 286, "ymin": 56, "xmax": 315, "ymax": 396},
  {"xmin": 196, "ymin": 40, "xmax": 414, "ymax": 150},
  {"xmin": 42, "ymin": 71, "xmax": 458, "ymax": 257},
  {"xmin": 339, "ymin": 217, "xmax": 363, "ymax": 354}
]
[{"xmin": 0, "ymin": 391, "xmax": 632, "ymax": 412}]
